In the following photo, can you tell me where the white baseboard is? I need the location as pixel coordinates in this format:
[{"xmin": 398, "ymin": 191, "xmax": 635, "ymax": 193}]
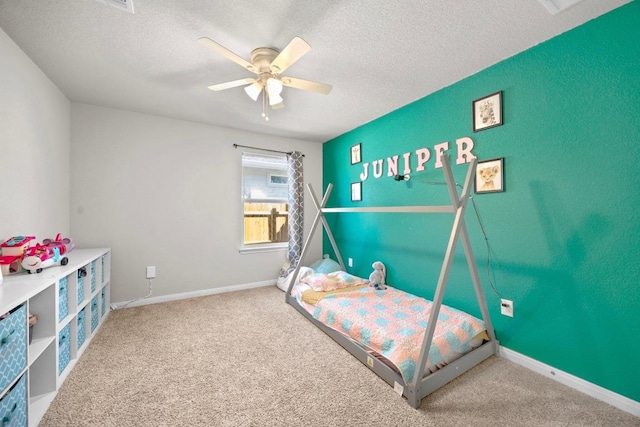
[
  {"xmin": 110, "ymin": 280, "xmax": 275, "ymax": 310},
  {"xmin": 499, "ymin": 346, "xmax": 640, "ymax": 417}
]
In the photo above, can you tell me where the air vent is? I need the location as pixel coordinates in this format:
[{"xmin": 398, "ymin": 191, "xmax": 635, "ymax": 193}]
[
  {"xmin": 95, "ymin": 0, "xmax": 134, "ymax": 14},
  {"xmin": 538, "ymin": 0, "xmax": 583, "ymax": 15}
]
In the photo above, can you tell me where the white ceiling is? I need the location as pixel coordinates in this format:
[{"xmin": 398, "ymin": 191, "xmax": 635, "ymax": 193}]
[{"xmin": 0, "ymin": 0, "xmax": 630, "ymax": 143}]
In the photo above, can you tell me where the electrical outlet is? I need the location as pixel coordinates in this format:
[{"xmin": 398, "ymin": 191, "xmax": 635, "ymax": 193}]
[
  {"xmin": 146, "ymin": 266, "xmax": 156, "ymax": 279},
  {"xmin": 501, "ymin": 299, "xmax": 513, "ymax": 317},
  {"xmin": 348, "ymin": 258, "xmax": 353, "ymax": 267}
]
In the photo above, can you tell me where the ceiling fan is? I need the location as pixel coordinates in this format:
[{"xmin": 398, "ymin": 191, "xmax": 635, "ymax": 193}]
[{"xmin": 198, "ymin": 36, "xmax": 332, "ymax": 120}]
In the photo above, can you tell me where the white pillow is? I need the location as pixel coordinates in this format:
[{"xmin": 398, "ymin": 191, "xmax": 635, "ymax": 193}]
[{"xmin": 276, "ymin": 266, "xmax": 314, "ymax": 291}]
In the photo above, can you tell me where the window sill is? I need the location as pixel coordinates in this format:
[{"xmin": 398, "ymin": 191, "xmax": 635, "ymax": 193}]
[{"xmin": 239, "ymin": 243, "xmax": 287, "ymax": 254}]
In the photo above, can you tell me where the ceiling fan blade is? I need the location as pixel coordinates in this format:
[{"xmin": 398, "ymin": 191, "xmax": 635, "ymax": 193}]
[
  {"xmin": 270, "ymin": 37, "xmax": 310, "ymax": 74},
  {"xmin": 272, "ymin": 101, "xmax": 284, "ymax": 110},
  {"xmin": 198, "ymin": 37, "xmax": 255, "ymax": 73},
  {"xmin": 207, "ymin": 78, "xmax": 256, "ymax": 91},
  {"xmin": 280, "ymin": 77, "xmax": 332, "ymax": 95}
]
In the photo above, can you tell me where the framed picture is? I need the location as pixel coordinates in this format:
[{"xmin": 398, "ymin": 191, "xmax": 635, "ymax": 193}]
[
  {"xmin": 350, "ymin": 143, "xmax": 362, "ymax": 165},
  {"xmin": 473, "ymin": 91, "xmax": 503, "ymax": 132},
  {"xmin": 351, "ymin": 181, "xmax": 362, "ymax": 201},
  {"xmin": 475, "ymin": 157, "xmax": 504, "ymax": 194}
]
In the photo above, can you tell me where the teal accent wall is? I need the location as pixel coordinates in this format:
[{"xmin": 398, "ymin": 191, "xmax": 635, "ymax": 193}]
[{"xmin": 322, "ymin": 3, "xmax": 640, "ymax": 402}]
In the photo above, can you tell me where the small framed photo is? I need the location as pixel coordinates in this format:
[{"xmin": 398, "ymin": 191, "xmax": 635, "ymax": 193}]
[
  {"xmin": 473, "ymin": 91, "xmax": 503, "ymax": 132},
  {"xmin": 351, "ymin": 182, "xmax": 362, "ymax": 201},
  {"xmin": 475, "ymin": 158, "xmax": 504, "ymax": 194},
  {"xmin": 350, "ymin": 143, "xmax": 362, "ymax": 165}
]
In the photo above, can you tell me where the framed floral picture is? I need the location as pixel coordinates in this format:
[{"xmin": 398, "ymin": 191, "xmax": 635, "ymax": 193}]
[
  {"xmin": 473, "ymin": 91, "xmax": 503, "ymax": 132},
  {"xmin": 350, "ymin": 143, "xmax": 362, "ymax": 165},
  {"xmin": 351, "ymin": 181, "xmax": 362, "ymax": 201}
]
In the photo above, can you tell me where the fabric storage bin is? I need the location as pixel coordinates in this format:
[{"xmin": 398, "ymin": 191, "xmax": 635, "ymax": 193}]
[
  {"xmin": 101, "ymin": 288, "xmax": 106, "ymax": 318},
  {"xmin": 101, "ymin": 255, "xmax": 105, "ymax": 283},
  {"xmin": 77, "ymin": 308, "xmax": 86, "ymax": 350},
  {"xmin": 58, "ymin": 323, "xmax": 71, "ymax": 375},
  {"xmin": 75, "ymin": 271, "xmax": 83, "ymax": 305},
  {"xmin": 91, "ymin": 296, "xmax": 99, "ymax": 333},
  {"xmin": 59, "ymin": 277, "xmax": 69, "ymax": 322},
  {"xmin": 91, "ymin": 260, "xmax": 97, "ymax": 292},
  {"xmin": 0, "ymin": 374, "xmax": 27, "ymax": 427},
  {"xmin": 77, "ymin": 268, "xmax": 85, "ymax": 303},
  {"xmin": 0, "ymin": 305, "xmax": 27, "ymax": 393}
]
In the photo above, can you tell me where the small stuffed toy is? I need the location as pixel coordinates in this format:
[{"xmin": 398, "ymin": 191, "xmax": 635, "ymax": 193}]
[{"xmin": 368, "ymin": 261, "xmax": 387, "ymax": 290}]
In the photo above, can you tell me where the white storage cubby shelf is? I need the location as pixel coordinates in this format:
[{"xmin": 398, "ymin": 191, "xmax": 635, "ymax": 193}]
[{"xmin": 0, "ymin": 248, "xmax": 111, "ymax": 427}]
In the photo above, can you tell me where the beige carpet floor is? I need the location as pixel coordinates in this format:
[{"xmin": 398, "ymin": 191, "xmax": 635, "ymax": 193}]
[{"xmin": 40, "ymin": 286, "xmax": 639, "ymax": 426}]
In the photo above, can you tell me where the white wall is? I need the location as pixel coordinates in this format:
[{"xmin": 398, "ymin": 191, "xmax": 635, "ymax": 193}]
[
  {"xmin": 0, "ymin": 27, "xmax": 70, "ymax": 242},
  {"xmin": 70, "ymin": 104, "xmax": 323, "ymax": 302},
  {"xmin": 0, "ymin": 25, "xmax": 322, "ymax": 301}
]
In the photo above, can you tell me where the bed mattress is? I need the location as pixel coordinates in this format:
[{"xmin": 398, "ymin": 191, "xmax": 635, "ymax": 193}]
[{"xmin": 292, "ymin": 272, "xmax": 487, "ymax": 383}]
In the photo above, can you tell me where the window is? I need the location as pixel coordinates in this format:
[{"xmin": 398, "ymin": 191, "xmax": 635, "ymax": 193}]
[{"xmin": 242, "ymin": 152, "xmax": 289, "ymax": 247}]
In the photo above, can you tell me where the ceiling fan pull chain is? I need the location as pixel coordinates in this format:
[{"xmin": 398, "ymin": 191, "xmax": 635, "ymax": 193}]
[{"xmin": 262, "ymin": 89, "xmax": 269, "ymax": 121}]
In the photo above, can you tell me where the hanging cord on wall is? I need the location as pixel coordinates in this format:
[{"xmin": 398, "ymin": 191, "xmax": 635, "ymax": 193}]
[
  {"xmin": 468, "ymin": 194, "xmax": 502, "ymax": 299},
  {"xmin": 111, "ymin": 279, "xmax": 153, "ymax": 310},
  {"xmin": 406, "ymin": 178, "xmax": 502, "ymax": 299}
]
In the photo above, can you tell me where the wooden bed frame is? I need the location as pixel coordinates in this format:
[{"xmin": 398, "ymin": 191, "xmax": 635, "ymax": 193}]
[{"xmin": 285, "ymin": 154, "xmax": 498, "ymax": 408}]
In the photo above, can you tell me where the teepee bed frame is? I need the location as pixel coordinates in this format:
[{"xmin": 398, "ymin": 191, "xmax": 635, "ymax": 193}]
[{"xmin": 285, "ymin": 154, "xmax": 498, "ymax": 408}]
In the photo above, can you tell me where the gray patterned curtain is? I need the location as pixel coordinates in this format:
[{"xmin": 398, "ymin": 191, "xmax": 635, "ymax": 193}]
[{"xmin": 280, "ymin": 151, "xmax": 304, "ymax": 277}]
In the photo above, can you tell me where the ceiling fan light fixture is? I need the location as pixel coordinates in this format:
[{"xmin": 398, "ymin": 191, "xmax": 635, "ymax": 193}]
[
  {"xmin": 266, "ymin": 77, "xmax": 283, "ymax": 96},
  {"xmin": 244, "ymin": 82, "xmax": 262, "ymax": 101},
  {"xmin": 268, "ymin": 92, "xmax": 283, "ymax": 106}
]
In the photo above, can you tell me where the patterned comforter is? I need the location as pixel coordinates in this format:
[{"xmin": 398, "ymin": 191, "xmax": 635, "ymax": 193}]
[{"xmin": 294, "ymin": 273, "xmax": 487, "ymax": 383}]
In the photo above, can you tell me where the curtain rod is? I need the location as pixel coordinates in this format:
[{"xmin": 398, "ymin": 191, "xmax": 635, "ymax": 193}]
[{"xmin": 232, "ymin": 144, "xmax": 305, "ymax": 157}]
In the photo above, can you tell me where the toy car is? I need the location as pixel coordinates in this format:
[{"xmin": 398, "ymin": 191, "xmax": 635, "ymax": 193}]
[
  {"xmin": 21, "ymin": 245, "xmax": 69, "ymax": 274},
  {"xmin": 21, "ymin": 234, "xmax": 74, "ymax": 274}
]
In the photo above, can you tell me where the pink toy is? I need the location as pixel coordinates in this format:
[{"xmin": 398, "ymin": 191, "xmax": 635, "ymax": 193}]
[
  {"xmin": 1, "ymin": 236, "xmax": 36, "ymax": 257},
  {"xmin": 0, "ymin": 255, "xmax": 21, "ymax": 276},
  {"xmin": 42, "ymin": 233, "xmax": 75, "ymax": 255},
  {"xmin": 21, "ymin": 234, "xmax": 74, "ymax": 274}
]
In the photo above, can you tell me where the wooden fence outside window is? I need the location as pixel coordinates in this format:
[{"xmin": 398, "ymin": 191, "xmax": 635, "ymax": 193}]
[{"xmin": 244, "ymin": 203, "xmax": 288, "ymax": 244}]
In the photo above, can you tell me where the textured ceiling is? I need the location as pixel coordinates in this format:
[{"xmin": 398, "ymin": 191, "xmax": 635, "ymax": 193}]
[{"xmin": 0, "ymin": 0, "xmax": 630, "ymax": 143}]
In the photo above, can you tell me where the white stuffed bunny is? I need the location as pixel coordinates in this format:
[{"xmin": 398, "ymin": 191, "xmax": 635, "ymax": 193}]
[{"xmin": 368, "ymin": 261, "xmax": 387, "ymax": 290}]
